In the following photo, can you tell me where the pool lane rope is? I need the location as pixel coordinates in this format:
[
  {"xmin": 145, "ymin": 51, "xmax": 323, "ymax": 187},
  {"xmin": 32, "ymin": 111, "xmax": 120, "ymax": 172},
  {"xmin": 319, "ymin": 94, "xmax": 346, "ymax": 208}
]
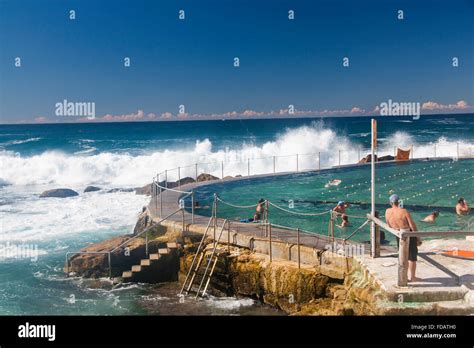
[
  {"xmin": 268, "ymin": 201, "xmax": 332, "ymax": 217},
  {"xmin": 215, "ymin": 196, "xmax": 259, "ymax": 209}
]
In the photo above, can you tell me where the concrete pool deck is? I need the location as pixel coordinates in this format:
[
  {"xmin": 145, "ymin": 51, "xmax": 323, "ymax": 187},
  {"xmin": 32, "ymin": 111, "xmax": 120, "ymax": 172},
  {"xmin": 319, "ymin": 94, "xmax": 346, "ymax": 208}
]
[{"xmin": 148, "ymin": 169, "xmax": 474, "ymax": 313}]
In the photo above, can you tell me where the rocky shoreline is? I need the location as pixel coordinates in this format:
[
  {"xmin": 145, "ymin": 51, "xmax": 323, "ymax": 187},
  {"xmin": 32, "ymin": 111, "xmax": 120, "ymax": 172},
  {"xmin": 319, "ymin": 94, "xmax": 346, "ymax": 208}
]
[{"xmin": 67, "ymin": 206, "xmax": 383, "ymax": 315}]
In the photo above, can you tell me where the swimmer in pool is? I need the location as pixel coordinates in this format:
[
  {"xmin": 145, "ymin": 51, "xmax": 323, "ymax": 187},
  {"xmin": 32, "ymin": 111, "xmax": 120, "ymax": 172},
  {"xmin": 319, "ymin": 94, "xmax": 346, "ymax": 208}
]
[
  {"xmin": 422, "ymin": 211, "xmax": 439, "ymax": 223},
  {"xmin": 456, "ymin": 197, "xmax": 470, "ymax": 216}
]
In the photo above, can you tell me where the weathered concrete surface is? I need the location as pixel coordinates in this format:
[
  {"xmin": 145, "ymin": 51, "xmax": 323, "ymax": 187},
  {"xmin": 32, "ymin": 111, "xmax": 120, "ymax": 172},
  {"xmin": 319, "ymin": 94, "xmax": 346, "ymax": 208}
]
[
  {"xmin": 148, "ymin": 174, "xmax": 474, "ymax": 315},
  {"xmin": 66, "ymin": 218, "xmax": 183, "ymax": 278},
  {"xmin": 359, "ymin": 238, "xmax": 474, "ymax": 314}
]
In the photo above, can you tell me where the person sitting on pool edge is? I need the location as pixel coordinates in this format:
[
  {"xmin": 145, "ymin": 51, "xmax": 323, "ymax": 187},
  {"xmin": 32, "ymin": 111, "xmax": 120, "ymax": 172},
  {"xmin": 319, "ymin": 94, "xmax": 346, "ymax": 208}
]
[
  {"xmin": 385, "ymin": 194, "xmax": 421, "ymax": 282},
  {"xmin": 456, "ymin": 197, "xmax": 470, "ymax": 215},
  {"xmin": 253, "ymin": 198, "xmax": 266, "ymax": 221},
  {"xmin": 422, "ymin": 211, "xmax": 439, "ymax": 223}
]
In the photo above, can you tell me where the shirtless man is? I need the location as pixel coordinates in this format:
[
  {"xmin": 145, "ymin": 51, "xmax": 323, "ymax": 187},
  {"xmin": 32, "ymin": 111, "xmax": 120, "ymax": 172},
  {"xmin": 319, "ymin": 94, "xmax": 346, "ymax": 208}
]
[
  {"xmin": 385, "ymin": 194, "xmax": 421, "ymax": 282},
  {"xmin": 333, "ymin": 201, "xmax": 350, "ymax": 225},
  {"xmin": 456, "ymin": 197, "xmax": 470, "ymax": 216},
  {"xmin": 253, "ymin": 198, "xmax": 266, "ymax": 221}
]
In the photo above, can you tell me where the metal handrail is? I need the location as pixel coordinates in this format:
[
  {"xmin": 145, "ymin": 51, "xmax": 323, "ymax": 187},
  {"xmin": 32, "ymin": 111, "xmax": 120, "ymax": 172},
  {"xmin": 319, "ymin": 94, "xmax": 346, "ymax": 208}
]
[
  {"xmin": 195, "ymin": 219, "xmax": 229, "ymax": 298},
  {"xmin": 179, "ymin": 215, "xmax": 214, "ymax": 295},
  {"xmin": 65, "ymin": 208, "xmax": 184, "ymax": 278},
  {"xmin": 154, "ymin": 143, "xmax": 471, "ymax": 183}
]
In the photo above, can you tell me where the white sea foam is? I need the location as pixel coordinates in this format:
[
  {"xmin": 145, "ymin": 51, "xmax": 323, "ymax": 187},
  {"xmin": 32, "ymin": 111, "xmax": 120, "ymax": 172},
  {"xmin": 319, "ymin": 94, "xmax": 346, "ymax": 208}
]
[
  {"xmin": 0, "ymin": 137, "xmax": 42, "ymax": 146},
  {"xmin": 0, "ymin": 190, "xmax": 149, "ymax": 242},
  {"xmin": 204, "ymin": 296, "xmax": 255, "ymax": 309},
  {"xmin": 0, "ymin": 124, "xmax": 472, "ymax": 186}
]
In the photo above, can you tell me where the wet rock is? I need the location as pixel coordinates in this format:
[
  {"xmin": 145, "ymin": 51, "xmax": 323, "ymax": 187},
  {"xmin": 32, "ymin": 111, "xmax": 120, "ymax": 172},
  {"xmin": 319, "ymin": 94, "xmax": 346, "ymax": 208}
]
[
  {"xmin": 40, "ymin": 188, "xmax": 79, "ymax": 198},
  {"xmin": 135, "ymin": 184, "xmax": 152, "ymax": 196},
  {"xmin": 378, "ymin": 155, "xmax": 395, "ymax": 162},
  {"xmin": 358, "ymin": 154, "xmax": 377, "ymax": 164},
  {"xmin": 84, "ymin": 186, "xmax": 101, "ymax": 193},
  {"xmin": 177, "ymin": 177, "xmax": 195, "ymax": 186},
  {"xmin": 107, "ymin": 188, "xmax": 135, "ymax": 193},
  {"xmin": 197, "ymin": 173, "xmax": 219, "ymax": 182}
]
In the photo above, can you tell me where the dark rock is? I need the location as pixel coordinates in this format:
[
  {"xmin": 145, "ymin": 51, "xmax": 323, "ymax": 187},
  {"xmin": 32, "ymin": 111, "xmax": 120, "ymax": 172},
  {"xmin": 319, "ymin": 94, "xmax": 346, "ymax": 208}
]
[
  {"xmin": 40, "ymin": 188, "xmax": 79, "ymax": 198},
  {"xmin": 107, "ymin": 188, "xmax": 135, "ymax": 193},
  {"xmin": 176, "ymin": 177, "xmax": 195, "ymax": 186},
  {"xmin": 378, "ymin": 155, "xmax": 395, "ymax": 162},
  {"xmin": 358, "ymin": 154, "xmax": 377, "ymax": 164},
  {"xmin": 135, "ymin": 184, "xmax": 152, "ymax": 196},
  {"xmin": 196, "ymin": 173, "xmax": 219, "ymax": 182},
  {"xmin": 156, "ymin": 177, "xmax": 195, "ymax": 190},
  {"xmin": 84, "ymin": 186, "xmax": 101, "ymax": 193}
]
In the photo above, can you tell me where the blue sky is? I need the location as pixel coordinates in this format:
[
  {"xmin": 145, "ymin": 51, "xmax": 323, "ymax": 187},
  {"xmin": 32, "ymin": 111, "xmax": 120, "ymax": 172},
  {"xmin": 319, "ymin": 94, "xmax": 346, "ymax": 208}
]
[{"xmin": 0, "ymin": 0, "xmax": 473, "ymax": 123}]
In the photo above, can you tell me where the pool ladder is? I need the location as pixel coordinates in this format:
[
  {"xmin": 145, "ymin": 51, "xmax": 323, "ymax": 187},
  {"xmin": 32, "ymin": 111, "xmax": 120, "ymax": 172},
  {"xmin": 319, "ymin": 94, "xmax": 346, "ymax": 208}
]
[{"xmin": 180, "ymin": 217, "xmax": 230, "ymax": 298}]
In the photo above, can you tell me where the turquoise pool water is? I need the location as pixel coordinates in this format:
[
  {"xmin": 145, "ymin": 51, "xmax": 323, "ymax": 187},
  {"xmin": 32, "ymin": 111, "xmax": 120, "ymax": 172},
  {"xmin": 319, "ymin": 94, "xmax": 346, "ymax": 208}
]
[{"xmin": 189, "ymin": 159, "xmax": 474, "ymax": 245}]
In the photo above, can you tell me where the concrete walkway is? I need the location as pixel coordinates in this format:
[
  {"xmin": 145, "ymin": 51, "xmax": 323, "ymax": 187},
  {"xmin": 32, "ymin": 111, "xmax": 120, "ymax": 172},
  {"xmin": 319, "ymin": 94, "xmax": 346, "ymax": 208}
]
[{"xmin": 148, "ymin": 176, "xmax": 474, "ymax": 310}]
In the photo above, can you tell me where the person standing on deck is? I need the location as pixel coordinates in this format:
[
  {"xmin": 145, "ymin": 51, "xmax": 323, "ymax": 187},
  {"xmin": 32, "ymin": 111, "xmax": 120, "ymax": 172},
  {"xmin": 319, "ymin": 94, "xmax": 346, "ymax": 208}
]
[
  {"xmin": 385, "ymin": 194, "xmax": 421, "ymax": 282},
  {"xmin": 456, "ymin": 197, "xmax": 470, "ymax": 215}
]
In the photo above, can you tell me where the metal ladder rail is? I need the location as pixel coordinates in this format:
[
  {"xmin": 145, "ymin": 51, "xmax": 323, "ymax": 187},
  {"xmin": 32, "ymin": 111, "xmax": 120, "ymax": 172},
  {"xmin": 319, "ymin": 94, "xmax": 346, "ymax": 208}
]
[
  {"xmin": 195, "ymin": 219, "xmax": 229, "ymax": 298},
  {"xmin": 179, "ymin": 216, "xmax": 214, "ymax": 295}
]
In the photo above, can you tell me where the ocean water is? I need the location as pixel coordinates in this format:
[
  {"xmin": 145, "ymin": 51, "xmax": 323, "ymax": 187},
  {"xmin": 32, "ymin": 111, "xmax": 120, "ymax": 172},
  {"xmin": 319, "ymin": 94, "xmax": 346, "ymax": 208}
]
[{"xmin": 0, "ymin": 114, "xmax": 473, "ymax": 314}]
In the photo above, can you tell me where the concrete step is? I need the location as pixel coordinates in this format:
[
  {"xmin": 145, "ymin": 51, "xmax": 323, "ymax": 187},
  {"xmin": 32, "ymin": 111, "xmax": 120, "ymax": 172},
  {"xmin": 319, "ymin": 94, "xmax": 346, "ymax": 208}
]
[
  {"xmin": 132, "ymin": 265, "xmax": 142, "ymax": 272},
  {"xmin": 167, "ymin": 242, "xmax": 178, "ymax": 249},
  {"xmin": 158, "ymin": 248, "xmax": 169, "ymax": 255},
  {"xmin": 149, "ymin": 253, "xmax": 160, "ymax": 260},
  {"xmin": 141, "ymin": 259, "xmax": 151, "ymax": 266},
  {"xmin": 122, "ymin": 271, "xmax": 133, "ymax": 278}
]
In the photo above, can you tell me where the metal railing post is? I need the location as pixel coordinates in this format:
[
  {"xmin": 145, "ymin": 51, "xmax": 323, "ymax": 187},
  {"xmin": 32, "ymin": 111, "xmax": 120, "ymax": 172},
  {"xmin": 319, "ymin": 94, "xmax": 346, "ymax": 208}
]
[
  {"xmin": 273, "ymin": 156, "xmax": 276, "ymax": 173},
  {"xmin": 145, "ymin": 231, "xmax": 149, "ymax": 256},
  {"xmin": 374, "ymin": 211, "xmax": 380, "ymax": 257},
  {"xmin": 269, "ymin": 223, "xmax": 272, "ymax": 262},
  {"xmin": 182, "ymin": 208, "xmax": 185, "ymax": 232},
  {"xmin": 154, "ymin": 179, "xmax": 157, "ymax": 211},
  {"xmin": 296, "ymin": 154, "xmax": 299, "ymax": 172},
  {"xmin": 338, "ymin": 150, "xmax": 341, "ymax": 166},
  {"xmin": 178, "ymin": 167, "xmax": 181, "ymax": 187},
  {"xmin": 318, "ymin": 152, "xmax": 321, "ymax": 170},
  {"xmin": 213, "ymin": 194, "xmax": 217, "ymax": 247},
  {"xmin": 227, "ymin": 220, "xmax": 231, "ymax": 252},
  {"xmin": 434, "ymin": 144, "xmax": 437, "ymax": 158},
  {"xmin": 160, "ymin": 186, "xmax": 163, "ymax": 216},
  {"xmin": 191, "ymin": 191, "xmax": 195, "ymax": 224},
  {"xmin": 221, "ymin": 161, "xmax": 224, "ymax": 180},
  {"xmin": 165, "ymin": 170, "xmax": 168, "ymax": 188},
  {"xmin": 247, "ymin": 158, "xmax": 250, "ymax": 177},
  {"xmin": 457, "ymin": 142, "xmax": 460, "ymax": 159},
  {"xmin": 297, "ymin": 228, "xmax": 301, "ymax": 269},
  {"xmin": 358, "ymin": 148, "xmax": 361, "ymax": 162},
  {"xmin": 195, "ymin": 163, "xmax": 198, "ymax": 181}
]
